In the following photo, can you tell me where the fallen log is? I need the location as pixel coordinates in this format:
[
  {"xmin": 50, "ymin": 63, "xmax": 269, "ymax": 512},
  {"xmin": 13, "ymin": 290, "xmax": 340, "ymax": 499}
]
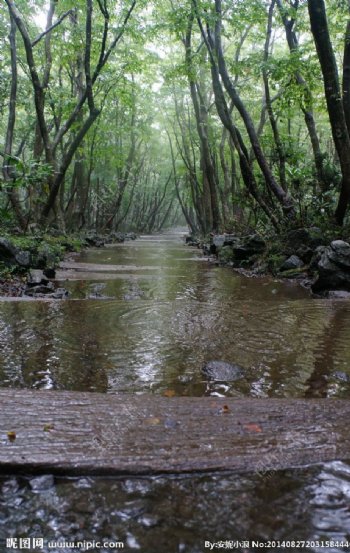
[{"xmin": 0, "ymin": 389, "xmax": 349, "ymax": 476}]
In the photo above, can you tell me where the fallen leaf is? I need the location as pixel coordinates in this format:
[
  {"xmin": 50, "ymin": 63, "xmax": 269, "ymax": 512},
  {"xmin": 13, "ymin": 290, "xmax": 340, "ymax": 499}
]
[
  {"xmin": 43, "ymin": 424, "xmax": 54, "ymax": 432},
  {"xmin": 144, "ymin": 417, "xmax": 161, "ymax": 426},
  {"xmin": 163, "ymin": 389, "xmax": 176, "ymax": 398},
  {"xmin": 244, "ymin": 423, "xmax": 262, "ymax": 433},
  {"xmin": 7, "ymin": 431, "xmax": 16, "ymax": 442}
]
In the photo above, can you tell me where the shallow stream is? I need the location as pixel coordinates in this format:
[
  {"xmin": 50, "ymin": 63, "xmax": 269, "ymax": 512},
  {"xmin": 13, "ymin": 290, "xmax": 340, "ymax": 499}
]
[{"xmin": 1, "ymin": 232, "xmax": 350, "ymax": 552}]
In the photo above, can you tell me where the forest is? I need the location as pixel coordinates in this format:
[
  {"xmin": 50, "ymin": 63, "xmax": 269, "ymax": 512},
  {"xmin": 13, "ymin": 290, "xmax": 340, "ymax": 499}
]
[
  {"xmin": 2, "ymin": 2, "xmax": 350, "ymax": 549},
  {"xmin": 1, "ymin": 0, "xmax": 350, "ymax": 240}
]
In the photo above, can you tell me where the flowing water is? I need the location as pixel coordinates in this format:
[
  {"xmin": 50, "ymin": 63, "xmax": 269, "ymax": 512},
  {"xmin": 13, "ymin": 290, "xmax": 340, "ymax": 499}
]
[{"xmin": 1, "ymin": 232, "xmax": 350, "ymax": 552}]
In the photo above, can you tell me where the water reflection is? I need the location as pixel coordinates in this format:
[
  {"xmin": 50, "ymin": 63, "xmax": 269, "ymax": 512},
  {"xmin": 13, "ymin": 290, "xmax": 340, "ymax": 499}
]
[{"xmin": 1, "ymin": 235, "xmax": 350, "ymax": 397}]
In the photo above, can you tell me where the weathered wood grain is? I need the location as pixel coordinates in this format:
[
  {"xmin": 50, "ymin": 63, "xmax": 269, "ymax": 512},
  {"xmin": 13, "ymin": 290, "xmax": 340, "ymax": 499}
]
[{"xmin": 0, "ymin": 389, "xmax": 349, "ymax": 476}]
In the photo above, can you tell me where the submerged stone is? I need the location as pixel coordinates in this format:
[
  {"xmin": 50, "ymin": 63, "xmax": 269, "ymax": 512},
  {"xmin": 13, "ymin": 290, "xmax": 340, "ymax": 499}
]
[
  {"xmin": 52, "ymin": 288, "xmax": 69, "ymax": 299},
  {"xmin": 331, "ymin": 371, "xmax": 350, "ymax": 383},
  {"xmin": 201, "ymin": 361, "xmax": 244, "ymax": 381},
  {"xmin": 29, "ymin": 475, "xmax": 55, "ymax": 491},
  {"xmin": 327, "ymin": 290, "xmax": 350, "ymax": 299}
]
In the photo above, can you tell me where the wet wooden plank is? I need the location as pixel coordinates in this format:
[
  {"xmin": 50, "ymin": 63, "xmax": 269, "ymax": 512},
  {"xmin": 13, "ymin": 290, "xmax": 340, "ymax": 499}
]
[
  {"xmin": 55, "ymin": 271, "xmax": 145, "ymax": 281},
  {"xmin": 59, "ymin": 261, "xmax": 157, "ymax": 272},
  {"xmin": 0, "ymin": 389, "xmax": 349, "ymax": 476}
]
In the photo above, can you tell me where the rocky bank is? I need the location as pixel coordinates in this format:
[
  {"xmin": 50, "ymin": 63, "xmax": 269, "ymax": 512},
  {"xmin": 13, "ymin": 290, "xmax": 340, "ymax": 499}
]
[{"xmin": 187, "ymin": 227, "xmax": 350, "ymax": 298}]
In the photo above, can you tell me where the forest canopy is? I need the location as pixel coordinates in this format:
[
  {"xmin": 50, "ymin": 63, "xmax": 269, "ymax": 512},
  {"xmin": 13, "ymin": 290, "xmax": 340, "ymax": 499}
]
[{"xmin": 1, "ymin": 0, "xmax": 350, "ymax": 236}]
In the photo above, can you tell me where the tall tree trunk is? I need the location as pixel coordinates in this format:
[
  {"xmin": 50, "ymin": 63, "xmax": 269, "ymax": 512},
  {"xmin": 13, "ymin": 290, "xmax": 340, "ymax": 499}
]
[
  {"xmin": 308, "ymin": 0, "xmax": 350, "ymax": 225},
  {"xmin": 2, "ymin": 10, "xmax": 27, "ymax": 229}
]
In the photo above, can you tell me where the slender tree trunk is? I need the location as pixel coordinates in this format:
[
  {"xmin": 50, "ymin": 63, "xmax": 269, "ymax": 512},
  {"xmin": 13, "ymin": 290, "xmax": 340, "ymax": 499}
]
[
  {"xmin": 343, "ymin": 19, "xmax": 350, "ymax": 135},
  {"xmin": 277, "ymin": 0, "xmax": 326, "ymax": 191},
  {"xmin": 211, "ymin": 0, "xmax": 295, "ymax": 218},
  {"xmin": 263, "ymin": 0, "xmax": 287, "ymax": 192},
  {"xmin": 168, "ymin": 132, "xmax": 199, "ymax": 234},
  {"xmin": 209, "ymin": 59, "xmax": 280, "ymax": 229},
  {"xmin": 219, "ymin": 128, "xmax": 233, "ymax": 225},
  {"xmin": 184, "ymin": 14, "xmax": 220, "ymax": 232}
]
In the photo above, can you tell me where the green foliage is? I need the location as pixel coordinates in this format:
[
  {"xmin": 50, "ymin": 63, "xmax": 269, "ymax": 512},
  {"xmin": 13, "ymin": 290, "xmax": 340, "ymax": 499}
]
[
  {"xmin": 2, "ymin": 156, "xmax": 53, "ymax": 191},
  {"xmin": 0, "ymin": 261, "xmax": 18, "ymax": 279},
  {"xmin": 0, "ymin": 0, "xmax": 348, "ymax": 236},
  {"xmin": 218, "ymin": 245, "xmax": 235, "ymax": 264}
]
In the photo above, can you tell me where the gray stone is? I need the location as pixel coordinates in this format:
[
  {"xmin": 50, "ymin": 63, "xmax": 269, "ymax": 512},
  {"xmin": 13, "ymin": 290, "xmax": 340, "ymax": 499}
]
[
  {"xmin": 212, "ymin": 234, "xmax": 238, "ymax": 250},
  {"xmin": 52, "ymin": 288, "xmax": 69, "ymax": 299},
  {"xmin": 312, "ymin": 240, "xmax": 350, "ymax": 293},
  {"xmin": 124, "ymin": 292, "xmax": 144, "ymax": 300},
  {"xmin": 328, "ymin": 240, "xmax": 350, "ymax": 269},
  {"xmin": 280, "ymin": 255, "xmax": 304, "ymax": 272},
  {"xmin": 233, "ymin": 234, "xmax": 266, "ymax": 260},
  {"xmin": 201, "ymin": 361, "xmax": 244, "ymax": 381},
  {"xmin": 213, "ymin": 235, "xmax": 226, "ymax": 248},
  {"xmin": 15, "ymin": 250, "xmax": 31, "ymax": 267},
  {"xmin": 29, "ymin": 475, "xmax": 54, "ymax": 491},
  {"xmin": 327, "ymin": 290, "xmax": 350, "ymax": 299},
  {"xmin": 27, "ymin": 270, "xmax": 49, "ymax": 286},
  {"xmin": 331, "ymin": 371, "xmax": 350, "ymax": 383},
  {"xmin": 110, "ymin": 231, "xmax": 126, "ymax": 243},
  {"xmin": 125, "ymin": 232, "xmax": 137, "ymax": 241}
]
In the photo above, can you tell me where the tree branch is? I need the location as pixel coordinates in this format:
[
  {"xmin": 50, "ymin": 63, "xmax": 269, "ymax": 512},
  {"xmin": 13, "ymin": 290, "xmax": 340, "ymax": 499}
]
[
  {"xmin": 5, "ymin": 0, "xmax": 52, "ymax": 165},
  {"xmin": 32, "ymin": 9, "xmax": 74, "ymax": 47},
  {"xmin": 93, "ymin": 0, "xmax": 136, "ymax": 80}
]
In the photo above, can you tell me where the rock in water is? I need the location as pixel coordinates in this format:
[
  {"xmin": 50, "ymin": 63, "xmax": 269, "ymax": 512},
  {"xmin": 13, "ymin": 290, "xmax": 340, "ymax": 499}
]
[{"xmin": 201, "ymin": 361, "xmax": 244, "ymax": 381}]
